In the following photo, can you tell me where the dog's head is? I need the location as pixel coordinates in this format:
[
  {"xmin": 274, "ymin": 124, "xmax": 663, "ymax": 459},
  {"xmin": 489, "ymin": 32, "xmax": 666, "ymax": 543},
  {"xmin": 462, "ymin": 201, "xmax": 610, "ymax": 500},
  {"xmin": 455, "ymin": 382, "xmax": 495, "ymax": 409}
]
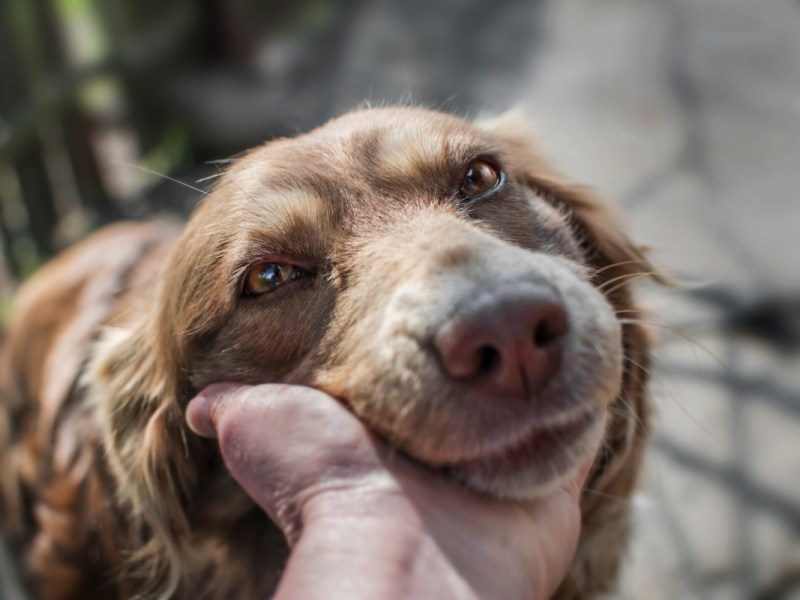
[{"xmin": 95, "ymin": 106, "xmax": 654, "ymax": 593}]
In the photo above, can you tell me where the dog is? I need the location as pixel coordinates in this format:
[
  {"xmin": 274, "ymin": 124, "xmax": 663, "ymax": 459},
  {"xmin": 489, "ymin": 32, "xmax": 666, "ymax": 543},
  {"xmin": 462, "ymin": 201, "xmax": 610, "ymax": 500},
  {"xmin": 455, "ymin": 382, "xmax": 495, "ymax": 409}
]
[{"xmin": 0, "ymin": 107, "xmax": 655, "ymax": 599}]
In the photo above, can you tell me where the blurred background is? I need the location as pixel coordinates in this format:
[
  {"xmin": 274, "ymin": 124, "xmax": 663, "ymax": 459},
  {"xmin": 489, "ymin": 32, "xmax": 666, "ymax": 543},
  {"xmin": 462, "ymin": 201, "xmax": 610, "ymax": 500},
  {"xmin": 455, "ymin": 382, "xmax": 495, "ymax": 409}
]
[{"xmin": 0, "ymin": 0, "xmax": 798, "ymax": 598}]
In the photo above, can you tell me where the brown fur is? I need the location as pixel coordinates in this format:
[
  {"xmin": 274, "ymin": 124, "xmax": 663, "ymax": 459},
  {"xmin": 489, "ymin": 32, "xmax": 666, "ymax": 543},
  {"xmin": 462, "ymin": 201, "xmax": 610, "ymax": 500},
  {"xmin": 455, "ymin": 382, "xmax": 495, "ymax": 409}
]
[{"xmin": 0, "ymin": 107, "xmax": 655, "ymax": 599}]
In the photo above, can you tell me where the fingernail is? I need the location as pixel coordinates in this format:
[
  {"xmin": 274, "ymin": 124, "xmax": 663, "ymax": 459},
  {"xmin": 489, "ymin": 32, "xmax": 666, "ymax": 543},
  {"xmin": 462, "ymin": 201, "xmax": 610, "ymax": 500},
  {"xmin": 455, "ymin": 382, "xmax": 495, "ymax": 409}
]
[
  {"xmin": 577, "ymin": 461, "xmax": 594, "ymax": 492},
  {"xmin": 186, "ymin": 392, "xmax": 217, "ymax": 438},
  {"xmin": 186, "ymin": 383, "xmax": 247, "ymax": 438}
]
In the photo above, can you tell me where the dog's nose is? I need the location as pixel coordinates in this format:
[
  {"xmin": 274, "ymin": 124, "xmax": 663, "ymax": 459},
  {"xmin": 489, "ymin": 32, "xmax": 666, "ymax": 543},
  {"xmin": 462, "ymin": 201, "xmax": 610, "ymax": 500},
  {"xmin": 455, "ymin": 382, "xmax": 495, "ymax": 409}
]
[{"xmin": 433, "ymin": 292, "xmax": 568, "ymax": 399}]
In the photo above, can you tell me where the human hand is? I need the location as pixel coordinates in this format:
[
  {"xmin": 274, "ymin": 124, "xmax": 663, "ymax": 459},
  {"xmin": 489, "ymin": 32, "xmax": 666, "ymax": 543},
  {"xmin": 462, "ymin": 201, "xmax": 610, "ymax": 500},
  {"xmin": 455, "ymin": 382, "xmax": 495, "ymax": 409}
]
[{"xmin": 187, "ymin": 383, "xmax": 595, "ymax": 600}]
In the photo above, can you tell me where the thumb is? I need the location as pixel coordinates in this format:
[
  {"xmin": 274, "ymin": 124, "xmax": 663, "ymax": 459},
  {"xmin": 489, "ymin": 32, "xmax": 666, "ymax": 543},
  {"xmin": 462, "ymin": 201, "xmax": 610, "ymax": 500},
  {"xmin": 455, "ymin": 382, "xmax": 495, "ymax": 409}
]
[
  {"xmin": 564, "ymin": 415, "xmax": 607, "ymax": 498},
  {"xmin": 185, "ymin": 382, "xmax": 249, "ymax": 438},
  {"xmin": 565, "ymin": 456, "xmax": 596, "ymax": 499}
]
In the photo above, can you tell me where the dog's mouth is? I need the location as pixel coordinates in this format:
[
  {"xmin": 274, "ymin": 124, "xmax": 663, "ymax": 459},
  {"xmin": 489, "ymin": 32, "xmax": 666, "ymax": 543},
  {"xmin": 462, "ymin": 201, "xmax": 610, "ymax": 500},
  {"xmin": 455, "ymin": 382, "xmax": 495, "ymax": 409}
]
[{"xmin": 440, "ymin": 409, "xmax": 603, "ymax": 499}]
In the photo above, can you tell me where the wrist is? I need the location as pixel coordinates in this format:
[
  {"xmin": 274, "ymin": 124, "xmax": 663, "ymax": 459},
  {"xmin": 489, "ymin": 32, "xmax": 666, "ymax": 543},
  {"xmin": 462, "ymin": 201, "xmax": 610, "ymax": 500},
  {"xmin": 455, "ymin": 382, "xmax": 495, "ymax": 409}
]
[
  {"xmin": 278, "ymin": 487, "xmax": 463, "ymax": 600},
  {"xmin": 284, "ymin": 471, "xmax": 543, "ymax": 600}
]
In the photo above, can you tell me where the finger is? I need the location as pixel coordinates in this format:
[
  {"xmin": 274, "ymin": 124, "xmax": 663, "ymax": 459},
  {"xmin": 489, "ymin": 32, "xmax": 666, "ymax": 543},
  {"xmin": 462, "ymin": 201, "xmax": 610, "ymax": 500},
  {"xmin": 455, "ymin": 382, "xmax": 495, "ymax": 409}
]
[
  {"xmin": 564, "ymin": 414, "xmax": 608, "ymax": 498},
  {"xmin": 186, "ymin": 382, "xmax": 249, "ymax": 437},
  {"xmin": 185, "ymin": 383, "xmax": 395, "ymax": 539},
  {"xmin": 187, "ymin": 383, "xmax": 386, "ymax": 496},
  {"xmin": 561, "ymin": 451, "xmax": 602, "ymax": 499},
  {"xmin": 567, "ymin": 456, "xmax": 596, "ymax": 498}
]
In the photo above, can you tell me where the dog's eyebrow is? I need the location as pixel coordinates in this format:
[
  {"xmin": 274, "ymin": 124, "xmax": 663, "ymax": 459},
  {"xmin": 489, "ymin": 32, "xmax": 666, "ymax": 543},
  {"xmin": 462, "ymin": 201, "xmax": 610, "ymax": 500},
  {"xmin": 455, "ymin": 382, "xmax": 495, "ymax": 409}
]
[
  {"xmin": 373, "ymin": 126, "xmax": 500, "ymax": 184},
  {"xmin": 376, "ymin": 127, "xmax": 449, "ymax": 176},
  {"xmin": 229, "ymin": 186, "xmax": 334, "ymax": 264}
]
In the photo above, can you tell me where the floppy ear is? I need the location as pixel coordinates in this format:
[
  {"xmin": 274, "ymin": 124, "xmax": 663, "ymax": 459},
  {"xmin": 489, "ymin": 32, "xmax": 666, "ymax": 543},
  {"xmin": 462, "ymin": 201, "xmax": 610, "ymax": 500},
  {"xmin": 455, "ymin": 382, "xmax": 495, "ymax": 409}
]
[
  {"xmin": 479, "ymin": 111, "xmax": 663, "ymax": 292},
  {"xmin": 87, "ymin": 313, "xmax": 203, "ymax": 598},
  {"xmin": 480, "ymin": 112, "xmax": 659, "ymax": 596},
  {"xmin": 85, "ymin": 215, "xmax": 252, "ymax": 598},
  {"xmin": 524, "ymin": 173, "xmax": 666, "ymax": 293}
]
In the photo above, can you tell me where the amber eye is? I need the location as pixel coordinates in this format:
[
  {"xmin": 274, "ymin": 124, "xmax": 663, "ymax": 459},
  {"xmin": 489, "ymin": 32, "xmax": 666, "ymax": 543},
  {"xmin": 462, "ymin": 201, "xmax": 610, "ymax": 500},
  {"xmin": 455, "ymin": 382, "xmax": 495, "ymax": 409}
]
[
  {"xmin": 459, "ymin": 160, "xmax": 501, "ymax": 199},
  {"xmin": 243, "ymin": 262, "xmax": 310, "ymax": 296}
]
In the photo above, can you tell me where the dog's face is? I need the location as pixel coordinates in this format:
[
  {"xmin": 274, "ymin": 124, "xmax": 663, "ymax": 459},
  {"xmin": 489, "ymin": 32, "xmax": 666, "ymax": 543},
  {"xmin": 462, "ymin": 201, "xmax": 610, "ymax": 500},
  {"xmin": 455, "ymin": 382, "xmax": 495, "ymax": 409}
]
[{"xmin": 153, "ymin": 107, "xmax": 641, "ymax": 500}]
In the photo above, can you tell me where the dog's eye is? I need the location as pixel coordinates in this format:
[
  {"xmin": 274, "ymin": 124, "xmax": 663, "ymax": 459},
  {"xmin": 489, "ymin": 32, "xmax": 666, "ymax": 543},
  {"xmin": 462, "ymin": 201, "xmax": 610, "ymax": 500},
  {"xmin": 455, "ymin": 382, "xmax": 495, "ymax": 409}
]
[
  {"xmin": 243, "ymin": 262, "xmax": 309, "ymax": 295},
  {"xmin": 459, "ymin": 160, "xmax": 501, "ymax": 199}
]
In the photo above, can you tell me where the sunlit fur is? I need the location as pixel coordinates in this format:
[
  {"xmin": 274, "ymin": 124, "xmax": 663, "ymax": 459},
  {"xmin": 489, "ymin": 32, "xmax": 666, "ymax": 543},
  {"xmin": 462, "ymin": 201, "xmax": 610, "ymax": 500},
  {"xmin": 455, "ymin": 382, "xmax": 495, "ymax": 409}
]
[{"xmin": 0, "ymin": 107, "xmax": 656, "ymax": 599}]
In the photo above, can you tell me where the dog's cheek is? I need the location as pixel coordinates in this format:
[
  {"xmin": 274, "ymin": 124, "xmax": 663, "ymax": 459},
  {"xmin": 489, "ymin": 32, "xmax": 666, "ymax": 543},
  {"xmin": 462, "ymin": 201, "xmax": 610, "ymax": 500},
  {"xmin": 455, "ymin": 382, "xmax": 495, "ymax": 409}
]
[
  {"xmin": 469, "ymin": 186, "xmax": 583, "ymax": 261},
  {"xmin": 560, "ymin": 286, "xmax": 625, "ymax": 411},
  {"xmin": 310, "ymin": 270, "xmax": 450, "ymax": 444},
  {"xmin": 189, "ymin": 289, "xmax": 336, "ymax": 389}
]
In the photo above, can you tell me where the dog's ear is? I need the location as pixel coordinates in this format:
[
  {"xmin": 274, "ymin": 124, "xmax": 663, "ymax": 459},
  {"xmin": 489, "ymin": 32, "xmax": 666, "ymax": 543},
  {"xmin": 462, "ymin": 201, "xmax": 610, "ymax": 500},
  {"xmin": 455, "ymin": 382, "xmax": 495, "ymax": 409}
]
[
  {"xmin": 526, "ymin": 174, "xmax": 663, "ymax": 293},
  {"xmin": 85, "ymin": 217, "xmax": 240, "ymax": 597},
  {"xmin": 87, "ymin": 312, "xmax": 202, "ymax": 597},
  {"xmin": 478, "ymin": 111, "xmax": 664, "ymax": 294}
]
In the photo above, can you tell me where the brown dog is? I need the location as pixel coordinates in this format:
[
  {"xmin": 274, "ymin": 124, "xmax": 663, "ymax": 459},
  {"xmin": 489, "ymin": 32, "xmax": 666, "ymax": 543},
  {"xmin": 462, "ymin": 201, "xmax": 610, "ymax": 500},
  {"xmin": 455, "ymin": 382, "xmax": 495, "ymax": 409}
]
[{"xmin": 0, "ymin": 107, "xmax": 654, "ymax": 599}]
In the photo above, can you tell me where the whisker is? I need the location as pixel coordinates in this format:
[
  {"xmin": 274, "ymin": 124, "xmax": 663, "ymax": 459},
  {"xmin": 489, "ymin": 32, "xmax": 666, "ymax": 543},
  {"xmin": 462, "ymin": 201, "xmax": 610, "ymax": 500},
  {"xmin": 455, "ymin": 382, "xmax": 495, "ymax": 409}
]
[
  {"xmin": 620, "ymin": 325, "xmax": 722, "ymax": 443},
  {"xmin": 592, "ymin": 259, "xmax": 651, "ymax": 277},
  {"xmin": 622, "ymin": 353, "xmax": 653, "ymax": 378},
  {"xmin": 196, "ymin": 173, "xmax": 224, "ymax": 184},
  {"xmin": 108, "ymin": 160, "xmax": 208, "ymax": 196},
  {"xmin": 212, "ymin": 163, "xmax": 260, "ymax": 204},
  {"xmin": 394, "ymin": 395, "xmax": 418, "ymax": 435},
  {"xmin": 599, "ymin": 271, "xmax": 661, "ymax": 295},
  {"xmin": 613, "ymin": 386, "xmax": 647, "ymax": 433},
  {"xmin": 581, "ymin": 486, "xmax": 633, "ymax": 507},
  {"xmin": 614, "ymin": 308, "xmax": 647, "ymax": 316},
  {"xmin": 616, "ymin": 308, "xmax": 705, "ymax": 371},
  {"xmin": 617, "ymin": 317, "xmax": 728, "ymax": 371}
]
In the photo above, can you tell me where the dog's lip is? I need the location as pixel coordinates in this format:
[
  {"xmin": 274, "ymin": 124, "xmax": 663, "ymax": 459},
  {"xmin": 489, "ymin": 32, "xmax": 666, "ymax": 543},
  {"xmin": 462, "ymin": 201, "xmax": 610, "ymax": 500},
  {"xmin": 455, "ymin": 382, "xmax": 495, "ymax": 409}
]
[
  {"xmin": 427, "ymin": 402, "xmax": 596, "ymax": 464},
  {"xmin": 440, "ymin": 409, "xmax": 597, "ymax": 477}
]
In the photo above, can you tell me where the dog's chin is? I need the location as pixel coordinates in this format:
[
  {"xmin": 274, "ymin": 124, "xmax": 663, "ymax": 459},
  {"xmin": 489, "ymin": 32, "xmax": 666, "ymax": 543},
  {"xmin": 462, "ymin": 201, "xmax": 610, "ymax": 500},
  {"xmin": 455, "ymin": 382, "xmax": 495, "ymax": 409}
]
[{"xmin": 441, "ymin": 409, "xmax": 606, "ymax": 501}]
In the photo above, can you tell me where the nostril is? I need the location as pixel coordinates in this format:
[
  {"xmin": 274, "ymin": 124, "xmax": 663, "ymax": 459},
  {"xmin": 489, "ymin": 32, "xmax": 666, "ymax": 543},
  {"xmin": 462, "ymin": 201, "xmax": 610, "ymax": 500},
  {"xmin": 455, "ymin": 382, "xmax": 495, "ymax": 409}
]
[
  {"xmin": 476, "ymin": 345, "xmax": 501, "ymax": 376},
  {"xmin": 533, "ymin": 305, "xmax": 568, "ymax": 349},
  {"xmin": 433, "ymin": 295, "xmax": 567, "ymax": 396},
  {"xmin": 534, "ymin": 319, "xmax": 557, "ymax": 347}
]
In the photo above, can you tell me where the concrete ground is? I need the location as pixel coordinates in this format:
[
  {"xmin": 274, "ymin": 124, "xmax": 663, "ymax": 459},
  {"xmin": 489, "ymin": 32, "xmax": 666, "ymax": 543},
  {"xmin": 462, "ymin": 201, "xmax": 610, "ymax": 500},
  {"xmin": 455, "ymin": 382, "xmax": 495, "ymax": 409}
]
[{"xmin": 519, "ymin": 1, "xmax": 800, "ymax": 598}]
